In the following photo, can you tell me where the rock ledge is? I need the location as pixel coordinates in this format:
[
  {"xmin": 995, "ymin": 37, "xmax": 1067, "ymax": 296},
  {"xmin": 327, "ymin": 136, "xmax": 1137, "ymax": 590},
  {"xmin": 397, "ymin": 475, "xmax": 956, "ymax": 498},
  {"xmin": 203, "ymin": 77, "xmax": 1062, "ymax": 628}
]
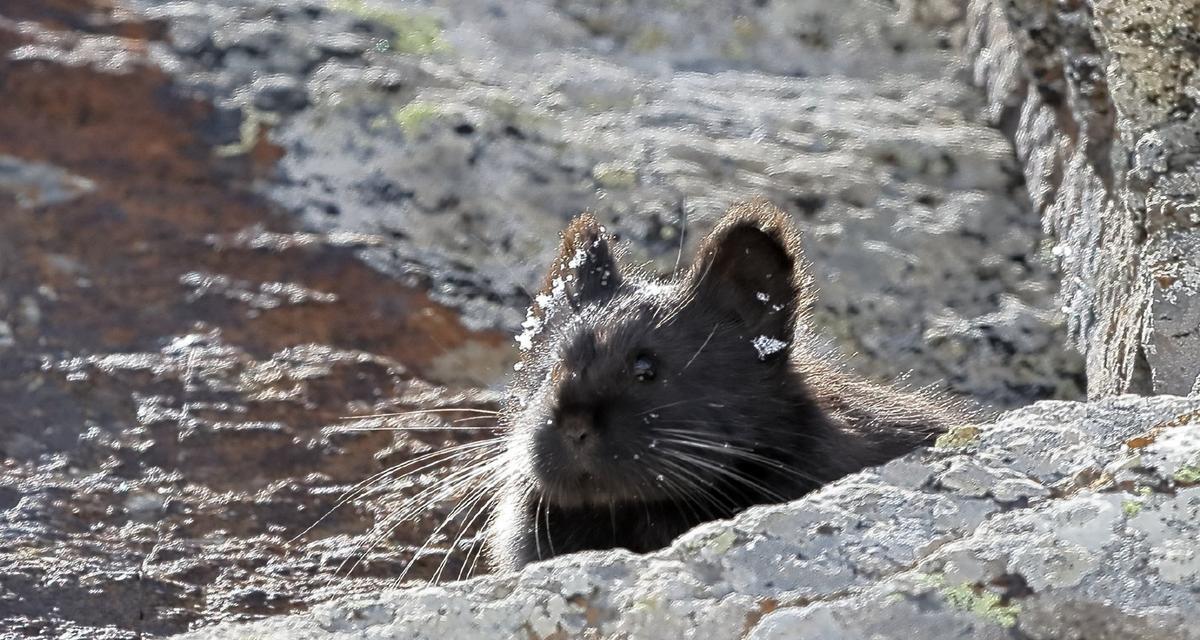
[{"xmin": 180, "ymin": 395, "xmax": 1200, "ymax": 639}]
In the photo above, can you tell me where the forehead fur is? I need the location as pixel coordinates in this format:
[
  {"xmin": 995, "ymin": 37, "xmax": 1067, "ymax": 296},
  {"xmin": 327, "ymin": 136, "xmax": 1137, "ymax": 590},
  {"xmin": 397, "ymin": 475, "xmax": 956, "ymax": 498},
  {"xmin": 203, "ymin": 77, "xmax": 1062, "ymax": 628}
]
[{"xmin": 551, "ymin": 279, "xmax": 679, "ymax": 352}]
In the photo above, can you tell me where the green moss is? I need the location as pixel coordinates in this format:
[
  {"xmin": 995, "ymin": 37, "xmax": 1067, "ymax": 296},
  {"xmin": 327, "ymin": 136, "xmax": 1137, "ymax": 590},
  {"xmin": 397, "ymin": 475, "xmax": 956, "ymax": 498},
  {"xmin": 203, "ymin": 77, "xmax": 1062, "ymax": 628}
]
[
  {"xmin": 1173, "ymin": 465, "xmax": 1200, "ymax": 485},
  {"xmin": 392, "ymin": 101, "xmax": 441, "ymax": 136},
  {"xmin": 721, "ymin": 15, "xmax": 760, "ymax": 60},
  {"xmin": 630, "ymin": 27, "xmax": 670, "ymax": 52},
  {"xmin": 592, "ymin": 162, "xmax": 637, "ymax": 189},
  {"xmin": 1122, "ymin": 499, "xmax": 1143, "ymax": 517},
  {"xmin": 332, "ymin": 0, "xmax": 448, "ymax": 55},
  {"xmin": 707, "ymin": 529, "xmax": 738, "ymax": 554},
  {"xmin": 919, "ymin": 574, "xmax": 1018, "ymax": 628},
  {"xmin": 944, "ymin": 584, "xmax": 1019, "ymax": 628},
  {"xmin": 935, "ymin": 424, "xmax": 982, "ymax": 449},
  {"xmin": 214, "ymin": 108, "xmax": 279, "ymax": 158},
  {"xmin": 733, "ymin": 15, "xmax": 759, "ymax": 41}
]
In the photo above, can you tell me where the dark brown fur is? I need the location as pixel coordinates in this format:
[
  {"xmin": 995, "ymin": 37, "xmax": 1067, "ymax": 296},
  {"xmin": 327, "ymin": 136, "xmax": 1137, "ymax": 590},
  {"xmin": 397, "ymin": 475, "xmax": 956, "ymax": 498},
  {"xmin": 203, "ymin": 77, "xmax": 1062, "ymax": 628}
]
[{"xmin": 484, "ymin": 199, "xmax": 961, "ymax": 571}]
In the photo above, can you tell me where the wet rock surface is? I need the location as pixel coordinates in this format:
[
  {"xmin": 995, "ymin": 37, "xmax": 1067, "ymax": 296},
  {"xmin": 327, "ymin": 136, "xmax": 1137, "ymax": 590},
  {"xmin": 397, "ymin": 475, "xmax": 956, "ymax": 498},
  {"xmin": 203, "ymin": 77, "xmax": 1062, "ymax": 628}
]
[{"xmin": 180, "ymin": 395, "xmax": 1200, "ymax": 640}]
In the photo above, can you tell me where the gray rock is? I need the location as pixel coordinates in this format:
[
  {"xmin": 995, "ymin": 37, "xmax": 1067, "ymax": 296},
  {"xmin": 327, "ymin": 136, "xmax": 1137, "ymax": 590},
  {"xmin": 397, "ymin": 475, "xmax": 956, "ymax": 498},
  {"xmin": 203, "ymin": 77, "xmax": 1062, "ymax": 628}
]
[
  {"xmin": 0, "ymin": 154, "xmax": 96, "ymax": 209},
  {"xmin": 1144, "ymin": 232, "xmax": 1200, "ymax": 396},
  {"xmin": 968, "ymin": 0, "xmax": 1200, "ymax": 396},
  {"xmin": 123, "ymin": 0, "xmax": 1085, "ymax": 407},
  {"xmin": 248, "ymin": 73, "xmax": 309, "ymax": 112},
  {"xmin": 176, "ymin": 395, "xmax": 1200, "ymax": 639},
  {"xmin": 211, "ymin": 20, "xmax": 284, "ymax": 54}
]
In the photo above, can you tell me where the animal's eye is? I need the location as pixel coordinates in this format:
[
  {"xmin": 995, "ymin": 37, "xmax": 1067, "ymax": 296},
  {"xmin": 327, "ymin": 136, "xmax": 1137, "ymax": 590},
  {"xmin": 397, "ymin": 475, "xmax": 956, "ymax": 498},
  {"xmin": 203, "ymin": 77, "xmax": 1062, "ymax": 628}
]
[{"xmin": 632, "ymin": 353, "xmax": 656, "ymax": 382}]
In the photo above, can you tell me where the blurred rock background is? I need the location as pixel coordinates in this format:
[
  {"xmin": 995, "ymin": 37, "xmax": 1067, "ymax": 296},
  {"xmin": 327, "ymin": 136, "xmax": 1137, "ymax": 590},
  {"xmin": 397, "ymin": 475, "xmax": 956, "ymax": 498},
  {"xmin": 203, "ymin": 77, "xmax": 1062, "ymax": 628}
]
[
  {"xmin": 0, "ymin": 0, "xmax": 1194, "ymax": 637},
  {"xmin": 136, "ymin": 0, "xmax": 1087, "ymax": 406}
]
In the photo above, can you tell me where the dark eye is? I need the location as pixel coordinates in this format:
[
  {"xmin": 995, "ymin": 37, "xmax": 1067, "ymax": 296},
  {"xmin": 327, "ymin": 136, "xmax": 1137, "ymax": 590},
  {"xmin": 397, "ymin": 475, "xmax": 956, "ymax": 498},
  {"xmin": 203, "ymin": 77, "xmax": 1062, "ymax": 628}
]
[{"xmin": 632, "ymin": 353, "xmax": 656, "ymax": 382}]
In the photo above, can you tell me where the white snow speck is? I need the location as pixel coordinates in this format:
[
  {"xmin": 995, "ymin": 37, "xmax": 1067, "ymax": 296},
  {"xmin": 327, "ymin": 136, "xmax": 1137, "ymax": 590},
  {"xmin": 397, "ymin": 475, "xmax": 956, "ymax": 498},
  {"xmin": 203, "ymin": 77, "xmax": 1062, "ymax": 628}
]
[
  {"xmin": 567, "ymin": 247, "xmax": 588, "ymax": 269},
  {"xmin": 756, "ymin": 292, "xmax": 770, "ymax": 302},
  {"xmin": 519, "ymin": 276, "xmax": 571, "ymax": 350},
  {"xmin": 751, "ymin": 335, "xmax": 788, "ymax": 359},
  {"xmin": 515, "ymin": 311, "xmax": 543, "ymax": 351}
]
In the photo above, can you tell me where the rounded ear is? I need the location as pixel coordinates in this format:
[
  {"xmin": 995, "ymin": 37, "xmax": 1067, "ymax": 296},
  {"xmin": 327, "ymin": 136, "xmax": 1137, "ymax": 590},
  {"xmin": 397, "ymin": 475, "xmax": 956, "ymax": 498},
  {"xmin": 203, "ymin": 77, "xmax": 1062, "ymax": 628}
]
[
  {"xmin": 686, "ymin": 200, "xmax": 814, "ymax": 353},
  {"xmin": 535, "ymin": 213, "xmax": 622, "ymax": 314}
]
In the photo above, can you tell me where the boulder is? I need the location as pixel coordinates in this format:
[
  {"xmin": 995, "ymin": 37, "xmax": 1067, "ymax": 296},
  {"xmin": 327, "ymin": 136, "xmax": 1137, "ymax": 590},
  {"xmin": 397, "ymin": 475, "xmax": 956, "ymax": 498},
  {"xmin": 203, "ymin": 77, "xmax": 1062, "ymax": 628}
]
[{"xmin": 180, "ymin": 395, "xmax": 1200, "ymax": 639}]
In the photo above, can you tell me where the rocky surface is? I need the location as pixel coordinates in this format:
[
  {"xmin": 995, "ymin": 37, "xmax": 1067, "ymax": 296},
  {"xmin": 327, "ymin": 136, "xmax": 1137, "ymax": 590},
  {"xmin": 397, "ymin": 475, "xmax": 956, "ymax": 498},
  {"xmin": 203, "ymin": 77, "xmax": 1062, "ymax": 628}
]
[
  {"xmin": 3, "ymin": 0, "xmax": 1190, "ymax": 637},
  {"xmin": 179, "ymin": 395, "xmax": 1200, "ymax": 640},
  {"xmin": 120, "ymin": 0, "xmax": 1086, "ymax": 408},
  {"xmin": 967, "ymin": 0, "xmax": 1200, "ymax": 396},
  {"xmin": 0, "ymin": 2, "xmax": 506, "ymax": 637}
]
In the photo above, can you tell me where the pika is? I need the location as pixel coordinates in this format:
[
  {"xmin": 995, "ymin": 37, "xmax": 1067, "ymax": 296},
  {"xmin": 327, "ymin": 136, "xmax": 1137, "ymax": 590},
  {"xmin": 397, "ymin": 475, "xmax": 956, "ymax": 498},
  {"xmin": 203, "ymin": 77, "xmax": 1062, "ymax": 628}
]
[{"xmin": 484, "ymin": 199, "xmax": 958, "ymax": 571}]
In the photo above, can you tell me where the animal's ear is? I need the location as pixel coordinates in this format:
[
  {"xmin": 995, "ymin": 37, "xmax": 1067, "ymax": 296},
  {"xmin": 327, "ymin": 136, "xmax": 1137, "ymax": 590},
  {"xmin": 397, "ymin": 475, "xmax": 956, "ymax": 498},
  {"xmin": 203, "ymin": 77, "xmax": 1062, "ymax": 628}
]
[
  {"xmin": 687, "ymin": 200, "xmax": 813, "ymax": 352},
  {"xmin": 536, "ymin": 213, "xmax": 622, "ymax": 313}
]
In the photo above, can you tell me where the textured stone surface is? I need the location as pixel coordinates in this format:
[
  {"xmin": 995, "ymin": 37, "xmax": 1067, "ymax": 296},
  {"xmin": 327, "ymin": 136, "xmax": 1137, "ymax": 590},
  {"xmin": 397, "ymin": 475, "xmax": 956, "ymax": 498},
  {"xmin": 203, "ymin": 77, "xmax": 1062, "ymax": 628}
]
[
  {"xmin": 4, "ymin": 0, "xmax": 1194, "ymax": 637},
  {"xmin": 967, "ymin": 0, "xmax": 1200, "ymax": 397},
  {"xmin": 0, "ymin": 5, "xmax": 507, "ymax": 637},
  {"xmin": 180, "ymin": 395, "xmax": 1200, "ymax": 639},
  {"xmin": 120, "ymin": 0, "xmax": 1087, "ymax": 408}
]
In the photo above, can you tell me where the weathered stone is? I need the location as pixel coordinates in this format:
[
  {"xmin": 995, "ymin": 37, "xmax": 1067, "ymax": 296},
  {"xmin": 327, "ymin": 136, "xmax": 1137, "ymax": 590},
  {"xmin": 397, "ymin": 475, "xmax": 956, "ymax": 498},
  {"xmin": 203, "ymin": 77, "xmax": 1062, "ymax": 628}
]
[
  {"xmin": 121, "ymin": 0, "xmax": 1085, "ymax": 408},
  {"xmin": 179, "ymin": 395, "xmax": 1200, "ymax": 639},
  {"xmin": 968, "ymin": 0, "xmax": 1200, "ymax": 396},
  {"xmin": 248, "ymin": 73, "xmax": 309, "ymax": 112},
  {"xmin": 1144, "ymin": 232, "xmax": 1200, "ymax": 395},
  {"xmin": 0, "ymin": 154, "xmax": 95, "ymax": 208},
  {"xmin": 4, "ymin": 0, "xmax": 1195, "ymax": 636}
]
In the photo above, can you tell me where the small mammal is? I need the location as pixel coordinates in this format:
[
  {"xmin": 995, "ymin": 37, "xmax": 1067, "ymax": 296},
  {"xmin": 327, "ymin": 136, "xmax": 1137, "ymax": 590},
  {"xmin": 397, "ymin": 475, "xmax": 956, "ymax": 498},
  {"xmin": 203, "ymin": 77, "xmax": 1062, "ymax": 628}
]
[{"xmin": 485, "ymin": 199, "xmax": 958, "ymax": 571}]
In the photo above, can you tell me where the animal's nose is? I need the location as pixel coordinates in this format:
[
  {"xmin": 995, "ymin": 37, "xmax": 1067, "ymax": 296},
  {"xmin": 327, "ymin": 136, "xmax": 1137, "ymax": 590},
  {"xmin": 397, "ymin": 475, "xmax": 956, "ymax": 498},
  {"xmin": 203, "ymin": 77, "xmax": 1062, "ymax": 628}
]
[{"xmin": 558, "ymin": 410, "xmax": 594, "ymax": 447}]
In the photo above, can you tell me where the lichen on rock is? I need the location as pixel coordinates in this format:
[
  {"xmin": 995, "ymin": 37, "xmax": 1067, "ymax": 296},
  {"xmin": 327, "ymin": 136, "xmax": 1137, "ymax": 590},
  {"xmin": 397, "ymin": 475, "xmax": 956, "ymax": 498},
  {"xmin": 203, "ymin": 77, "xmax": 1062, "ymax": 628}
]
[
  {"xmin": 178, "ymin": 395, "xmax": 1200, "ymax": 639},
  {"xmin": 968, "ymin": 0, "xmax": 1200, "ymax": 398}
]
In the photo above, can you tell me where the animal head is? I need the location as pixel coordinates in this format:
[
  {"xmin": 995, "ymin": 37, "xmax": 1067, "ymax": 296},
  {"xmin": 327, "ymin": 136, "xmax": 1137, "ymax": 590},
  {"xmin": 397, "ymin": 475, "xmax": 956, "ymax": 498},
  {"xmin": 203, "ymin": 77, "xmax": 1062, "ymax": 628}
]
[{"xmin": 502, "ymin": 200, "xmax": 820, "ymax": 508}]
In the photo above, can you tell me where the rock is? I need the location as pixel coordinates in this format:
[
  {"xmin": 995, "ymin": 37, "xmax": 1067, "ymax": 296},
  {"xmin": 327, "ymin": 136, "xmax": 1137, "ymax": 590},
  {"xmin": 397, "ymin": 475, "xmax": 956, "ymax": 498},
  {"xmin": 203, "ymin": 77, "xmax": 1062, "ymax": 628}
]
[
  {"xmin": 4, "ymin": 0, "xmax": 1193, "ymax": 636},
  {"xmin": 967, "ymin": 0, "xmax": 1200, "ymax": 396},
  {"xmin": 211, "ymin": 20, "xmax": 284, "ymax": 54},
  {"xmin": 1144, "ymin": 232, "xmax": 1200, "ymax": 396},
  {"xmin": 123, "ymin": 0, "xmax": 1085, "ymax": 408},
  {"xmin": 0, "ymin": 154, "xmax": 96, "ymax": 209},
  {"xmin": 248, "ymin": 73, "xmax": 309, "ymax": 112},
  {"xmin": 178, "ymin": 395, "xmax": 1200, "ymax": 639}
]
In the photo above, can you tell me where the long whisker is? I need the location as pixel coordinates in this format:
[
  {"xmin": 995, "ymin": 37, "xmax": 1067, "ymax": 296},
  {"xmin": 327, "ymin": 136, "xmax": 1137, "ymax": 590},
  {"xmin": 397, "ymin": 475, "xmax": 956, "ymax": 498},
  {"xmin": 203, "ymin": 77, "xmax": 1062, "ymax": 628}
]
[
  {"xmin": 339, "ymin": 465, "xmax": 485, "ymax": 580},
  {"xmin": 458, "ymin": 482, "xmax": 514, "ymax": 581},
  {"xmin": 682, "ymin": 323, "xmax": 720, "ymax": 370},
  {"xmin": 289, "ymin": 438, "xmax": 504, "ymax": 545},
  {"xmin": 656, "ymin": 429, "xmax": 826, "ymax": 486},
  {"xmin": 533, "ymin": 488, "xmax": 545, "ymax": 563},
  {"xmin": 410, "ymin": 463, "xmax": 506, "ymax": 586},
  {"xmin": 635, "ymin": 399, "xmax": 704, "ymax": 417},
  {"xmin": 648, "ymin": 455, "xmax": 730, "ymax": 518},
  {"xmin": 655, "ymin": 451, "xmax": 742, "ymax": 512},
  {"xmin": 659, "ymin": 448, "xmax": 789, "ymax": 502},
  {"xmin": 543, "ymin": 487, "xmax": 556, "ymax": 558},
  {"xmin": 340, "ymin": 447, "xmax": 504, "ymax": 579},
  {"xmin": 672, "ymin": 204, "xmax": 687, "ymax": 278},
  {"xmin": 338, "ymin": 407, "xmax": 499, "ymax": 420},
  {"xmin": 331, "ymin": 419, "xmax": 499, "ymax": 432}
]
